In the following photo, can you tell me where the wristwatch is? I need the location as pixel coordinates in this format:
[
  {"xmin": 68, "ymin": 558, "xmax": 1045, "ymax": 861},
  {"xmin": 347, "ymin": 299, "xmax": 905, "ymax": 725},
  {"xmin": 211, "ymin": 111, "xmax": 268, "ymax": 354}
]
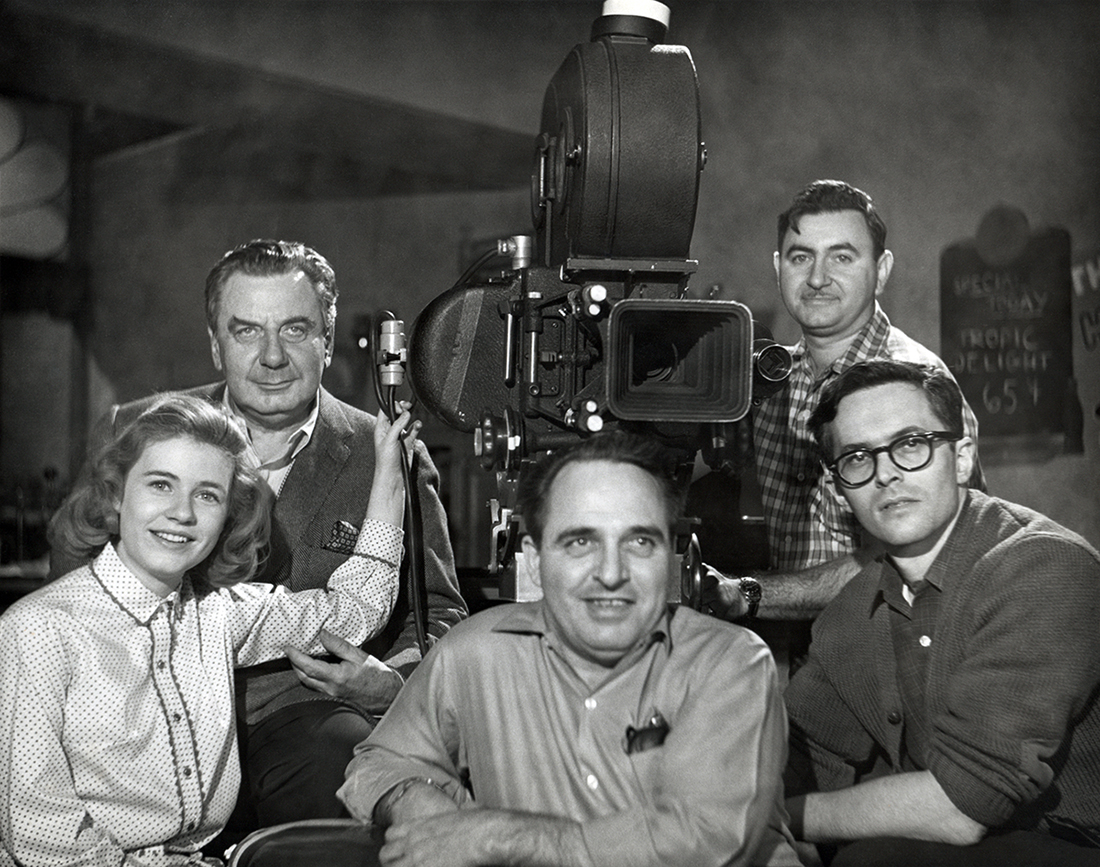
[
  {"xmin": 372, "ymin": 776, "xmax": 447, "ymax": 826},
  {"xmin": 737, "ymin": 576, "xmax": 762, "ymax": 619}
]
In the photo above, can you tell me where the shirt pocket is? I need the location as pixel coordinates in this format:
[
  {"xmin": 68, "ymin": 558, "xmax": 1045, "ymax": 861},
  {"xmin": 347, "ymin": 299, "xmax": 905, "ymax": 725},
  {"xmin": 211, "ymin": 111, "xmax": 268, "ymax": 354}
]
[{"xmin": 626, "ymin": 743, "xmax": 666, "ymax": 792}]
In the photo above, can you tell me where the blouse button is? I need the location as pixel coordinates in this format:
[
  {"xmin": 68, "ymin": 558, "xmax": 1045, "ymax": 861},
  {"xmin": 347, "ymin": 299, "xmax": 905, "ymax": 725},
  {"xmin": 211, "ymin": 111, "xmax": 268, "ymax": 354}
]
[
  {"xmin": 887, "ymin": 710, "xmax": 902, "ymax": 725},
  {"xmin": 919, "ymin": 635, "xmax": 932, "ymax": 648},
  {"xmin": 156, "ymin": 661, "xmax": 167, "ymax": 671},
  {"xmin": 586, "ymin": 774, "xmax": 599, "ymax": 791},
  {"xmin": 584, "ymin": 698, "xmax": 597, "ymax": 710}
]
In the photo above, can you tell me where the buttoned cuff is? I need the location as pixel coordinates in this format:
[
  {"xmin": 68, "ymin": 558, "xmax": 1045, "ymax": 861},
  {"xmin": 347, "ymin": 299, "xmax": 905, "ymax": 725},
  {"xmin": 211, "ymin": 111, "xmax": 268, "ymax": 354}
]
[{"xmin": 350, "ymin": 519, "xmax": 404, "ymax": 568}]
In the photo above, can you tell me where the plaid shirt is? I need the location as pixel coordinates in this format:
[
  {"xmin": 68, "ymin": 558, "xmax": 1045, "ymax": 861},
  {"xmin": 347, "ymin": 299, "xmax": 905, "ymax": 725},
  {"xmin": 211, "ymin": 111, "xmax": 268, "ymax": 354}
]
[{"xmin": 752, "ymin": 304, "xmax": 981, "ymax": 571}]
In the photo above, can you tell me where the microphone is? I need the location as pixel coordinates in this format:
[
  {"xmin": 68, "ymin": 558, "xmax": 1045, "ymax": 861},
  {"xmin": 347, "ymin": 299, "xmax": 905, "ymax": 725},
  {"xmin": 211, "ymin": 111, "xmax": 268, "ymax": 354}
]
[{"xmin": 378, "ymin": 318, "xmax": 407, "ymax": 388}]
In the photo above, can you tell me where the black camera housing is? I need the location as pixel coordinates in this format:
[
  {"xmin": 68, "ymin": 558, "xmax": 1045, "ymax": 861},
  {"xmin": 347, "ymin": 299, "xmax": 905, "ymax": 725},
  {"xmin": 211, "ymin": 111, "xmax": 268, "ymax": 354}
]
[{"xmin": 407, "ymin": 4, "xmax": 789, "ymax": 575}]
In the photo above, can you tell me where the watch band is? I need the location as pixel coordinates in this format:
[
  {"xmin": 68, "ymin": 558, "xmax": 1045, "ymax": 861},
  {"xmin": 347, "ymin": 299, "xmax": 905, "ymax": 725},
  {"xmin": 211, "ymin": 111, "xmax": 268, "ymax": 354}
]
[
  {"xmin": 372, "ymin": 776, "xmax": 447, "ymax": 826},
  {"xmin": 738, "ymin": 575, "xmax": 762, "ymax": 619}
]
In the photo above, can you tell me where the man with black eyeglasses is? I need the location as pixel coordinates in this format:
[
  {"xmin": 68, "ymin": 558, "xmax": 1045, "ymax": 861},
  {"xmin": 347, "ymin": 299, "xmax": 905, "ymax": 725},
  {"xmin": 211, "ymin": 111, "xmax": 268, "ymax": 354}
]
[{"xmin": 782, "ymin": 360, "xmax": 1100, "ymax": 867}]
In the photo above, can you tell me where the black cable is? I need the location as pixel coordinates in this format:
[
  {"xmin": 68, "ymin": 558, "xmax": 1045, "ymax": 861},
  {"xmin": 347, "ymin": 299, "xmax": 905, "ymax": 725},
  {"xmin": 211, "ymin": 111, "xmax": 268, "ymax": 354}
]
[
  {"xmin": 450, "ymin": 246, "xmax": 502, "ymax": 295},
  {"xmin": 385, "ymin": 384, "xmax": 429, "ymax": 657},
  {"xmin": 368, "ymin": 312, "xmax": 429, "ymax": 658},
  {"xmin": 366, "ymin": 248, "xmax": 503, "ymax": 657}
]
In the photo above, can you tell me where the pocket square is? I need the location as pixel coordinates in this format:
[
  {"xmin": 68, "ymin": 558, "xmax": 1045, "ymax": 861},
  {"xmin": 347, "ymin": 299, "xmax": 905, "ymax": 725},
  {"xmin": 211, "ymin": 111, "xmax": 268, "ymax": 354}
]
[{"xmin": 324, "ymin": 520, "xmax": 359, "ymax": 554}]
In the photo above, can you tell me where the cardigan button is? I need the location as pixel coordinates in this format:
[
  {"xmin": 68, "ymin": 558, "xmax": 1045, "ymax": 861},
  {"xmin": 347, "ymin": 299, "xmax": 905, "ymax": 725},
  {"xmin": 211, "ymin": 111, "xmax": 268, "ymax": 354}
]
[{"xmin": 887, "ymin": 710, "xmax": 902, "ymax": 725}]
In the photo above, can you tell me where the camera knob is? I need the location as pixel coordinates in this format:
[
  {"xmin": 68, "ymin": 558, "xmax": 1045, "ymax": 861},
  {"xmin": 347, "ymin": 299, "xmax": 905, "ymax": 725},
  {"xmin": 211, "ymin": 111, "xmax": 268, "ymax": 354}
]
[
  {"xmin": 578, "ymin": 399, "xmax": 604, "ymax": 432},
  {"xmin": 581, "ymin": 284, "xmax": 608, "ymax": 318}
]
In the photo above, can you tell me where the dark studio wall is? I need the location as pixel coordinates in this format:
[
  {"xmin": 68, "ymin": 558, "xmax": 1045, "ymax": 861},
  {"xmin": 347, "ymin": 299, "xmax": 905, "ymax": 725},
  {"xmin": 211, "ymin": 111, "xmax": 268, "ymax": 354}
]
[{"xmin": 2, "ymin": 0, "xmax": 1098, "ymax": 565}]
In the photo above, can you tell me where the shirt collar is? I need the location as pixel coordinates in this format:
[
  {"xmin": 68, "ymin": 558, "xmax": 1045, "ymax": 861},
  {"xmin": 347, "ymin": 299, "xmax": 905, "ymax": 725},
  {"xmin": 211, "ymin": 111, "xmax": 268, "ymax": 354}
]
[
  {"xmin": 874, "ymin": 557, "xmax": 911, "ymax": 615},
  {"xmin": 222, "ymin": 388, "xmax": 320, "ymax": 470},
  {"xmin": 841, "ymin": 302, "xmax": 892, "ymax": 366},
  {"xmin": 791, "ymin": 302, "xmax": 892, "ymax": 381},
  {"xmin": 871, "ymin": 489, "xmax": 974, "ymax": 614},
  {"xmin": 493, "ymin": 600, "xmax": 673, "ymax": 661},
  {"xmin": 917, "ymin": 489, "xmax": 975, "ymax": 591},
  {"xmin": 91, "ymin": 542, "xmax": 179, "ymax": 625}
]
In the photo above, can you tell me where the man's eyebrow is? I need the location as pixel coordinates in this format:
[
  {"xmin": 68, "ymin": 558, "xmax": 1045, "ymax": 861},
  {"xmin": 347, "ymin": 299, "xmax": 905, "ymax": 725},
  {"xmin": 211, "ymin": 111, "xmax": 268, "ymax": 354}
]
[
  {"xmin": 551, "ymin": 524, "xmax": 669, "ymax": 543},
  {"xmin": 836, "ymin": 425, "xmax": 928, "ymax": 453},
  {"xmin": 627, "ymin": 524, "xmax": 669, "ymax": 540},
  {"xmin": 551, "ymin": 526, "xmax": 596, "ymax": 545},
  {"xmin": 279, "ymin": 315, "xmax": 317, "ymax": 327},
  {"xmin": 784, "ymin": 241, "xmax": 860, "ymax": 257},
  {"xmin": 226, "ymin": 314, "xmax": 317, "ymax": 329}
]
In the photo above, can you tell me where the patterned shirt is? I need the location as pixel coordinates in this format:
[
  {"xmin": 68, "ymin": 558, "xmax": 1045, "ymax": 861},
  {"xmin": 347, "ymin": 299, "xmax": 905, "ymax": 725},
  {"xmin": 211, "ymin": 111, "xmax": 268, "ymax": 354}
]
[
  {"xmin": 882, "ymin": 561, "xmax": 941, "ymax": 773},
  {"xmin": 752, "ymin": 304, "xmax": 981, "ymax": 571},
  {"xmin": 0, "ymin": 523, "xmax": 401, "ymax": 867}
]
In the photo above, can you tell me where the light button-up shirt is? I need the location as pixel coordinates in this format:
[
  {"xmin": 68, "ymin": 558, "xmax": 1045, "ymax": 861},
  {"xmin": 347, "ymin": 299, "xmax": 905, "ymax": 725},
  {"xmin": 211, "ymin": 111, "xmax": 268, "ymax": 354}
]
[{"xmin": 1, "ymin": 524, "xmax": 402, "ymax": 867}]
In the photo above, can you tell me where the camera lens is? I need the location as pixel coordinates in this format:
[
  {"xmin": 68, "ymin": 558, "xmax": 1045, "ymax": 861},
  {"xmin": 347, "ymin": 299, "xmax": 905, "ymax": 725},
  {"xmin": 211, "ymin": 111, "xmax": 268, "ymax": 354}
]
[{"xmin": 754, "ymin": 342, "xmax": 793, "ymax": 383}]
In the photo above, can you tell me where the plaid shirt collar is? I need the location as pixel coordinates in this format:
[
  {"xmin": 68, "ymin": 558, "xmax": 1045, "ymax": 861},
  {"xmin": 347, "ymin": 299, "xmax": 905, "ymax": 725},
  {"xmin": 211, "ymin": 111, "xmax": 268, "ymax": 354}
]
[{"xmin": 789, "ymin": 303, "xmax": 893, "ymax": 385}]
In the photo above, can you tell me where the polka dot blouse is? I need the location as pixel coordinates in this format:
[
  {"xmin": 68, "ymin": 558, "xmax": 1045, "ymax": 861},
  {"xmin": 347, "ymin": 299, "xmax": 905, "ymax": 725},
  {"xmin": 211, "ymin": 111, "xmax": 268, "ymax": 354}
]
[{"xmin": 0, "ymin": 520, "xmax": 401, "ymax": 866}]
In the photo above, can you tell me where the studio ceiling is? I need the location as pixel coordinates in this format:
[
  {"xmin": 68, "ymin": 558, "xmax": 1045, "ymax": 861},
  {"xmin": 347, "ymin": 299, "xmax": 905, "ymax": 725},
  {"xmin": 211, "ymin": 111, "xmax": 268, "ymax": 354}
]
[{"xmin": 0, "ymin": 5, "xmax": 534, "ymax": 205}]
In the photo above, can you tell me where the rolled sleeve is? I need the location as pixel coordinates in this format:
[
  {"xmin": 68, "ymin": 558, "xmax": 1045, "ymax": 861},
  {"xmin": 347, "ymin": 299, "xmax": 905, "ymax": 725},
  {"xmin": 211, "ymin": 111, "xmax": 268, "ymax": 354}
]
[
  {"xmin": 925, "ymin": 534, "xmax": 1100, "ymax": 826},
  {"xmin": 339, "ymin": 635, "xmax": 469, "ymax": 822}
]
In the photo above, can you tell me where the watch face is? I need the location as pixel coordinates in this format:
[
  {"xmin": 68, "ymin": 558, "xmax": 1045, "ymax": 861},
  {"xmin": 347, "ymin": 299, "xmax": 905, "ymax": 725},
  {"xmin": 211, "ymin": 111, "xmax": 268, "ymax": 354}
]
[{"xmin": 740, "ymin": 577, "xmax": 762, "ymax": 603}]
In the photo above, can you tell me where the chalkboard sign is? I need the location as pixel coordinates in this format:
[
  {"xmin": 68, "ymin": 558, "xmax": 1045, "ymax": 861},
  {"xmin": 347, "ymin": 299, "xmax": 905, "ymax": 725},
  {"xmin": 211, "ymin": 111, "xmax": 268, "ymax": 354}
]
[{"xmin": 940, "ymin": 211, "xmax": 1075, "ymax": 438}]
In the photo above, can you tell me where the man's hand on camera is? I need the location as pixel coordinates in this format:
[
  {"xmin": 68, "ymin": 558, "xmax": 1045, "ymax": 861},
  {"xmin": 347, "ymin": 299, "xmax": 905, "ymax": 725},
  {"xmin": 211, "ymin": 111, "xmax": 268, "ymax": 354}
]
[
  {"xmin": 286, "ymin": 629, "xmax": 404, "ymax": 716},
  {"xmin": 699, "ymin": 565, "xmax": 749, "ymax": 621}
]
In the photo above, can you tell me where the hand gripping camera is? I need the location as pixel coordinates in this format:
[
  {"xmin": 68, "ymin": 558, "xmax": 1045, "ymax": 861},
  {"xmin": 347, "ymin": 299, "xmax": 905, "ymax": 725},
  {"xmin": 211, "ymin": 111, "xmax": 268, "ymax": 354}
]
[{"xmin": 406, "ymin": 0, "xmax": 790, "ymax": 587}]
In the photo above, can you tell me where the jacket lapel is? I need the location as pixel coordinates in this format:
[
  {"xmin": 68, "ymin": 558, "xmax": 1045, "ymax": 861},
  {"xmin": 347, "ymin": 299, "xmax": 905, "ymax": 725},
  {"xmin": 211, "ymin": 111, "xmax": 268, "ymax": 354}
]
[{"xmin": 268, "ymin": 389, "xmax": 354, "ymax": 588}]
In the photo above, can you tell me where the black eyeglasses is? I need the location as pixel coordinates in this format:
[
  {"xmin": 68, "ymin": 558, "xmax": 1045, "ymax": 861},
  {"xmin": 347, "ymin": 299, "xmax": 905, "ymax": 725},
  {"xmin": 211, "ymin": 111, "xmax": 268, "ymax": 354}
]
[{"xmin": 826, "ymin": 431, "xmax": 962, "ymax": 488}]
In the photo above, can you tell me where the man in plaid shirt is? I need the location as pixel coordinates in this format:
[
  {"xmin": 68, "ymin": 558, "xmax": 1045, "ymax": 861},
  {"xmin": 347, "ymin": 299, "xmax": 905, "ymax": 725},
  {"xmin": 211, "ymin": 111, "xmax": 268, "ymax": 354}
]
[{"xmin": 703, "ymin": 180, "xmax": 981, "ymax": 640}]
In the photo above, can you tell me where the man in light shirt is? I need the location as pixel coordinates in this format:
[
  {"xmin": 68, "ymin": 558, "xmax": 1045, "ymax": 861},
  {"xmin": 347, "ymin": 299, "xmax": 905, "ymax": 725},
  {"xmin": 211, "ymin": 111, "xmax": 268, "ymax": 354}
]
[{"xmin": 339, "ymin": 432, "xmax": 800, "ymax": 867}]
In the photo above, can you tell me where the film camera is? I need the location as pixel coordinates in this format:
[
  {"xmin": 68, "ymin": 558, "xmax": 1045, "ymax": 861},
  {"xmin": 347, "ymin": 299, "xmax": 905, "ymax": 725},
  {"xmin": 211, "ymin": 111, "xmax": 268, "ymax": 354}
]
[{"xmin": 404, "ymin": 1, "xmax": 790, "ymax": 592}]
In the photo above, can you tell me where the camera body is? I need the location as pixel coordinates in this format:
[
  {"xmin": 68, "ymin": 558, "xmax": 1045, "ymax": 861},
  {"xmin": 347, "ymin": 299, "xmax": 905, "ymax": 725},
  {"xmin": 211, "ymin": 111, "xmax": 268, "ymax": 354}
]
[{"xmin": 407, "ymin": 3, "xmax": 789, "ymax": 580}]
